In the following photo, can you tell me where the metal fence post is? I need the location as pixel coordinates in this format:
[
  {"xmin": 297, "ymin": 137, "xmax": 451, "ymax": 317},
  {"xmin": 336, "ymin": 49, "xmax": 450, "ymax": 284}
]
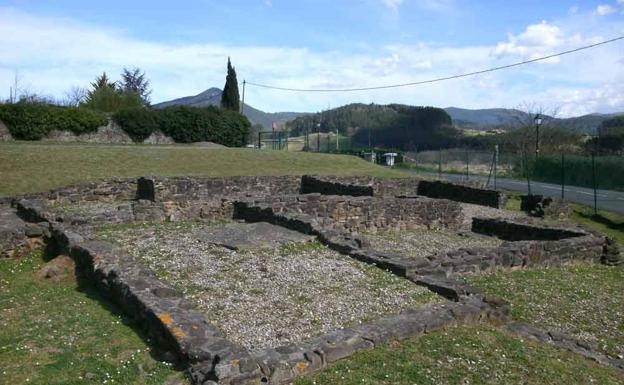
[
  {"xmin": 524, "ymin": 151, "xmax": 532, "ymax": 196},
  {"xmin": 561, "ymin": 153, "xmax": 565, "ymax": 200},
  {"xmin": 494, "ymin": 145, "xmax": 499, "ymax": 190},
  {"xmin": 592, "ymin": 152, "xmax": 598, "ymax": 215},
  {"xmin": 438, "ymin": 149, "xmax": 442, "ymax": 179}
]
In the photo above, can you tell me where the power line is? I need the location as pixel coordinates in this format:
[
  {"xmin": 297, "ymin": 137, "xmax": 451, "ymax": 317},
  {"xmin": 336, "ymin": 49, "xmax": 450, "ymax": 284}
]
[{"xmin": 245, "ymin": 36, "xmax": 624, "ymax": 92}]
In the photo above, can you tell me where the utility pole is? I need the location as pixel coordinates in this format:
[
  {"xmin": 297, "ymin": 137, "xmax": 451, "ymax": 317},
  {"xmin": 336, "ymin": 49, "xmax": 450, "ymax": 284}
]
[{"xmin": 240, "ymin": 80, "xmax": 246, "ymax": 114}]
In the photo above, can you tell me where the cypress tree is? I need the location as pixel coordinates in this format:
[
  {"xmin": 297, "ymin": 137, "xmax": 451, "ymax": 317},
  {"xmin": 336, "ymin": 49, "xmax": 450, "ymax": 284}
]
[{"xmin": 221, "ymin": 57, "xmax": 241, "ymax": 112}]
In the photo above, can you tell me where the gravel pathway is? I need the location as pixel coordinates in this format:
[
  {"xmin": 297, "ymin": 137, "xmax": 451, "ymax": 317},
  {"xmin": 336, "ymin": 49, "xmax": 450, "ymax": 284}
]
[
  {"xmin": 459, "ymin": 203, "xmax": 525, "ymax": 230},
  {"xmin": 97, "ymin": 222, "xmax": 440, "ymax": 351},
  {"xmin": 362, "ymin": 227, "xmax": 502, "ymax": 259}
]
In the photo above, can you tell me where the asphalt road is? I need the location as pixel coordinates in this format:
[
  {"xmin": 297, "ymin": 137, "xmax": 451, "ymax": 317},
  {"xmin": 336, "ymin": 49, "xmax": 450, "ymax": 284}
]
[{"xmin": 420, "ymin": 172, "xmax": 624, "ymax": 214}]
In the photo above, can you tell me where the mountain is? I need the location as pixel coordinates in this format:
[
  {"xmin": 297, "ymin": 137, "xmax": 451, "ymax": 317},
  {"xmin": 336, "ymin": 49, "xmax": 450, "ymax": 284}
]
[
  {"xmin": 444, "ymin": 107, "xmax": 623, "ymax": 134},
  {"xmin": 153, "ymin": 88, "xmax": 307, "ymax": 128}
]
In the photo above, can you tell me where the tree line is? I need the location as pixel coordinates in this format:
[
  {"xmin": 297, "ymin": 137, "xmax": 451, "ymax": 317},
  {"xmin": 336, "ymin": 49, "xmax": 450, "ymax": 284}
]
[{"xmin": 1, "ymin": 59, "xmax": 249, "ymax": 145}]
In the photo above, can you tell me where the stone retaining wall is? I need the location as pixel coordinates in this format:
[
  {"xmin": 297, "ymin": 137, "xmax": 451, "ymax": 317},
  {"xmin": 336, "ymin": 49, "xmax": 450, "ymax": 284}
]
[
  {"xmin": 300, "ymin": 175, "xmax": 422, "ymax": 197},
  {"xmin": 13, "ymin": 196, "xmax": 511, "ymax": 385},
  {"xmin": 240, "ymin": 194, "xmax": 464, "ymax": 233},
  {"xmin": 472, "ymin": 217, "xmax": 586, "ymax": 241},
  {"xmin": 417, "ymin": 180, "xmax": 507, "ymax": 208}
]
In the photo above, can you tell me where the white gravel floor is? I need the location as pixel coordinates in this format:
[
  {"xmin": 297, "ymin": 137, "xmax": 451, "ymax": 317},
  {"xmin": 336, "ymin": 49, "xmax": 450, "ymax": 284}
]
[
  {"xmin": 362, "ymin": 203, "xmax": 525, "ymax": 258},
  {"xmin": 97, "ymin": 222, "xmax": 440, "ymax": 351}
]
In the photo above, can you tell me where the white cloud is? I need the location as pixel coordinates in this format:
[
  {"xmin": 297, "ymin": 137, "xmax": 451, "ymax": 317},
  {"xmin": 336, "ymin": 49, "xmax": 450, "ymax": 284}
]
[
  {"xmin": 492, "ymin": 21, "xmax": 566, "ymax": 62},
  {"xmin": 0, "ymin": 6, "xmax": 622, "ymax": 117},
  {"xmin": 380, "ymin": 0, "xmax": 404, "ymax": 12},
  {"xmin": 596, "ymin": 4, "xmax": 616, "ymax": 15},
  {"xmin": 568, "ymin": 5, "xmax": 579, "ymax": 15}
]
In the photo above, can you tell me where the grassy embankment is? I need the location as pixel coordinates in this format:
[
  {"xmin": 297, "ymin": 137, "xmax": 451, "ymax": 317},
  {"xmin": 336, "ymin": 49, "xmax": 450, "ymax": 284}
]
[
  {"xmin": 0, "ymin": 142, "xmax": 406, "ymax": 196},
  {"xmin": 2, "ymin": 142, "xmax": 624, "ymax": 385}
]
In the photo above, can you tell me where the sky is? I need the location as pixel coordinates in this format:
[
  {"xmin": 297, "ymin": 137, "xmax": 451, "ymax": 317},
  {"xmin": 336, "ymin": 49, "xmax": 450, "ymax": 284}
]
[{"xmin": 0, "ymin": 0, "xmax": 623, "ymax": 117}]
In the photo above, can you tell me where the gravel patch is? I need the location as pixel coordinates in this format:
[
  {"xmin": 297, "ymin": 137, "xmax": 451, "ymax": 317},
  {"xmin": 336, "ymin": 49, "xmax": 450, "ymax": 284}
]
[
  {"xmin": 362, "ymin": 227, "xmax": 503, "ymax": 259},
  {"xmin": 97, "ymin": 222, "xmax": 440, "ymax": 351}
]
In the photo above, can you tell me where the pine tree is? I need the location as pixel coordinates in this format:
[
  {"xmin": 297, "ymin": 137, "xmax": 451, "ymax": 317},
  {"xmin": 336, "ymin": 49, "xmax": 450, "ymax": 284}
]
[
  {"xmin": 121, "ymin": 67, "xmax": 152, "ymax": 106},
  {"xmin": 221, "ymin": 58, "xmax": 241, "ymax": 112}
]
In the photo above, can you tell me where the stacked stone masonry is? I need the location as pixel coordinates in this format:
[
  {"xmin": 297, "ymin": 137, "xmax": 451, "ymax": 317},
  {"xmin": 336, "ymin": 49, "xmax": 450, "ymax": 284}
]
[
  {"xmin": 417, "ymin": 180, "xmax": 507, "ymax": 209},
  {"xmin": 2, "ymin": 175, "xmax": 622, "ymax": 384}
]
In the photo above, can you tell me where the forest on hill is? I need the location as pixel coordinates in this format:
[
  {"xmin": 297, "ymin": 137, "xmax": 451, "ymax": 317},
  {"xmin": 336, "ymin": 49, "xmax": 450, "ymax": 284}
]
[{"xmin": 286, "ymin": 103, "xmax": 458, "ymax": 151}]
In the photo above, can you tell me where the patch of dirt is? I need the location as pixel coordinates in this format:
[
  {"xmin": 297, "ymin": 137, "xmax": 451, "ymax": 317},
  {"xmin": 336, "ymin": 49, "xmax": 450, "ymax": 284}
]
[{"xmin": 36, "ymin": 255, "xmax": 75, "ymax": 282}]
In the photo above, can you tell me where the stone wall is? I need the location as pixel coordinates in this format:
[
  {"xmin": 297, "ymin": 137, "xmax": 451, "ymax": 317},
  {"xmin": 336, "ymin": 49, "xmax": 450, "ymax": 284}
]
[
  {"xmin": 0, "ymin": 118, "xmax": 175, "ymax": 144},
  {"xmin": 241, "ymin": 194, "xmax": 464, "ymax": 233},
  {"xmin": 300, "ymin": 175, "xmax": 422, "ymax": 197},
  {"xmin": 417, "ymin": 180, "xmax": 507, "ymax": 208},
  {"xmin": 472, "ymin": 217, "xmax": 586, "ymax": 241},
  {"xmin": 413, "ymin": 234, "xmax": 606, "ymax": 277}
]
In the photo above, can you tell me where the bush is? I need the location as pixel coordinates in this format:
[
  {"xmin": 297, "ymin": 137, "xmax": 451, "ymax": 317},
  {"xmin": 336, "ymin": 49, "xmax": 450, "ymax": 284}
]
[
  {"xmin": 112, "ymin": 108, "xmax": 158, "ymax": 142},
  {"xmin": 0, "ymin": 103, "xmax": 106, "ymax": 140},
  {"xmin": 82, "ymin": 87, "xmax": 143, "ymax": 113},
  {"xmin": 156, "ymin": 106, "xmax": 249, "ymax": 146}
]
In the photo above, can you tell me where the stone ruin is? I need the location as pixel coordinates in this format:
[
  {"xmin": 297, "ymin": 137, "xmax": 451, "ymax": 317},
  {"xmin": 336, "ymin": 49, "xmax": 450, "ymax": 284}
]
[{"xmin": 0, "ymin": 175, "xmax": 621, "ymax": 384}]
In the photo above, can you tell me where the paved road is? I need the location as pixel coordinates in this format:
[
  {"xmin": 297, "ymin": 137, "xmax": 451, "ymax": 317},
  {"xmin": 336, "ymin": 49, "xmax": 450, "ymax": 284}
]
[{"xmin": 417, "ymin": 172, "xmax": 624, "ymax": 214}]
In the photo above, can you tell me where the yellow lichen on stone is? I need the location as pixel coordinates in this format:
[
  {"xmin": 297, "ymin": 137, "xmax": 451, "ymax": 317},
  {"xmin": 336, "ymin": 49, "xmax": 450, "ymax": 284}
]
[
  {"xmin": 230, "ymin": 359, "xmax": 240, "ymax": 365},
  {"xmin": 172, "ymin": 327, "xmax": 186, "ymax": 339},
  {"xmin": 295, "ymin": 361, "xmax": 308, "ymax": 370},
  {"xmin": 158, "ymin": 313, "xmax": 174, "ymax": 326}
]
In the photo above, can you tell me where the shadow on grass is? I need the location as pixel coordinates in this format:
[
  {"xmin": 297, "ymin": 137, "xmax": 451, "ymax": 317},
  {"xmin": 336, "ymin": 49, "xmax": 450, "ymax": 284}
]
[
  {"xmin": 75, "ymin": 280, "xmax": 190, "ymax": 374},
  {"xmin": 575, "ymin": 211, "xmax": 624, "ymax": 232}
]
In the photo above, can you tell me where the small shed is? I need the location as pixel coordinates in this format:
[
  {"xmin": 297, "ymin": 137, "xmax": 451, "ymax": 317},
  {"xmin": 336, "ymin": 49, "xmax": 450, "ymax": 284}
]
[
  {"xmin": 363, "ymin": 152, "xmax": 376, "ymax": 163},
  {"xmin": 382, "ymin": 153, "xmax": 398, "ymax": 167}
]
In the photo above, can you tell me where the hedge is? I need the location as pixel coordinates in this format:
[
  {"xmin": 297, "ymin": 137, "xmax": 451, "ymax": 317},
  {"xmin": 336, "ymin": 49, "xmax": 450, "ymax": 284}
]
[
  {"xmin": 113, "ymin": 105, "xmax": 250, "ymax": 146},
  {"xmin": 0, "ymin": 103, "xmax": 107, "ymax": 140},
  {"xmin": 112, "ymin": 107, "xmax": 158, "ymax": 142}
]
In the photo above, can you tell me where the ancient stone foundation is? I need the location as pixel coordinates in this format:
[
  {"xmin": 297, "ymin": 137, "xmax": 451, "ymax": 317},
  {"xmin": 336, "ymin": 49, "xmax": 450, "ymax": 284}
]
[{"xmin": 2, "ymin": 174, "xmax": 621, "ymax": 384}]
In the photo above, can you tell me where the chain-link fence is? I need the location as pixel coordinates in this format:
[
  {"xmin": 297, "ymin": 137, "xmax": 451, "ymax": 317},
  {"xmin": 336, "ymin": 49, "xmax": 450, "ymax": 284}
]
[{"xmin": 403, "ymin": 148, "xmax": 624, "ymax": 214}]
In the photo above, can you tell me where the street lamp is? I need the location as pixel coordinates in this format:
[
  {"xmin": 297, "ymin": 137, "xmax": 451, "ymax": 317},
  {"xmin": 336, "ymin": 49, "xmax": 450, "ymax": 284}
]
[
  {"xmin": 534, "ymin": 114, "xmax": 542, "ymax": 161},
  {"xmin": 316, "ymin": 122, "xmax": 321, "ymax": 152}
]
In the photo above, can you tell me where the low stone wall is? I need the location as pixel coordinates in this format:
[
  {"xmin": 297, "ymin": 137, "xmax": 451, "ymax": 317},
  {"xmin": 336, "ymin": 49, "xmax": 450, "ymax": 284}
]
[
  {"xmin": 13, "ymin": 195, "xmax": 511, "ymax": 385},
  {"xmin": 192, "ymin": 296, "xmax": 508, "ymax": 385},
  {"xmin": 14, "ymin": 179, "xmax": 138, "ymax": 205},
  {"xmin": 472, "ymin": 217, "xmax": 586, "ymax": 241},
  {"xmin": 417, "ymin": 180, "xmax": 507, "ymax": 208},
  {"xmin": 414, "ymin": 234, "xmax": 606, "ymax": 277},
  {"xmin": 300, "ymin": 175, "xmax": 422, "ymax": 197},
  {"xmin": 240, "ymin": 194, "xmax": 464, "ymax": 233}
]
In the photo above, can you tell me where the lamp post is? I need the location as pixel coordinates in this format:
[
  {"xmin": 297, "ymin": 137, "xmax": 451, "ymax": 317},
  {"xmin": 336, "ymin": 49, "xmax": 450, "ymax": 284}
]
[
  {"xmin": 534, "ymin": 114, "xmax": 542, "ymax": 162},
  {"xmin": 316, "ymin": 122, "xmax": 321, "ymax": 153}
]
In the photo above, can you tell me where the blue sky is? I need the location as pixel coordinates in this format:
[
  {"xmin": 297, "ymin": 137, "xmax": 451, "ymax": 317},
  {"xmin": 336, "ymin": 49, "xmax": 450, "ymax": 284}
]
[{"xmin": 1, "ymin": 0, "xmax": 623, "ymax": 116}]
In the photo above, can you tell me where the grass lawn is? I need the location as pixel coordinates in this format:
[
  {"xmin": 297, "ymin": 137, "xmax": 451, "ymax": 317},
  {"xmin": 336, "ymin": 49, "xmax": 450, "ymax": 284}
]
[
  {"xmin": 295, "ymin": 324, "xmax": 624, "ymax": 385},
  {"xmin": 466, "ymin": 262, "xmax": 624, "ymax": 358},
  {"xmin": 0, "ymin": 142, "xmax": 407, "ymax": 196},
  {"xmin": 572, "ymin": 204, "xmax": 624, "ymax": 244},
  {"xmin": 0, "ymin": 249, "xmax": 188, "ymax": 385}
]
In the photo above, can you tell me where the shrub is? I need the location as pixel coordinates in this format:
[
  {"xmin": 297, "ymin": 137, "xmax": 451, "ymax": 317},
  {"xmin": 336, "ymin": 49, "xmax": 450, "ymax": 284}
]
[
  {"xmin": 82, "ymin": 86, "xmax": 143, "ymax": 113},
  {"xmin": 156, "ymin": 106, "xmax": 249, "ymax": 146},
  {"xmin": 0, "ymin": 103, "xmax": 106, "ymax": 140},
  {"xmin": 50, "ymin": 107, "xmax": 107, "ymax": 135},
  {"xmin": 112, "ymin": 108, "xmax": 158, "ymax": 142}
]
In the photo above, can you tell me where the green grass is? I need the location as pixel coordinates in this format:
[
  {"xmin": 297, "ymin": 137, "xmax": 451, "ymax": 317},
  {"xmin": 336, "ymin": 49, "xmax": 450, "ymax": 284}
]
[
  {"xmin": 0, "ymin": 142, "xmax": 407, "ymax": 196},
  {"xmin": 0, "ymin": 249, "xmax": 188, "ymax": 385},
  {"xmin": 504, "ymin": 191, "xmax": 624, "ymax": 243},
  {"xmin": 466, "ymin": 262, "xmax": 624, "ymax": 358},
  {"xmin": 295, "ymin": 324, "xmax": 624, "ymax": 385},
  {"xmin": 572, "ymin": 204, "xmax": 624, "ymax": 244}
]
